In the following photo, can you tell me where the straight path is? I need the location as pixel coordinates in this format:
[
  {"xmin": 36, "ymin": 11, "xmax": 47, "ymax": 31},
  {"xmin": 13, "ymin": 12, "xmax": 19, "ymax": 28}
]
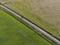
[{"xmin": 0, "ymin": 3, "xmax": 60, "ymax": 45}]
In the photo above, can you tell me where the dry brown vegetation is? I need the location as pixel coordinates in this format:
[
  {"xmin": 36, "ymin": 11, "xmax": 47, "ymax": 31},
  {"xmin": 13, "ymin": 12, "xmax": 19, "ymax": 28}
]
[
  {"xmin": 1, "ymin": 0, "xmax": 60, "ymax": 38},
  {"xmin": 31, "ymin": 0, "xmax": 60, "ymax": 30}
]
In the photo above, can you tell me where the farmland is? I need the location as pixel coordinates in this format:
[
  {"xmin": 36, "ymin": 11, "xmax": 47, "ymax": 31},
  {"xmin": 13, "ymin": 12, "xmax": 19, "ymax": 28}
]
[
  {"xmin": 0, "ymin": 8, "xmax": 51, "ymax": 45},
  {"xmin": 4, "ymin": 0, "xmax": 60, "ymax": 39},
  {"xmin": 0, "ymin": 0, "xmax": 60, "ymax": 45}
]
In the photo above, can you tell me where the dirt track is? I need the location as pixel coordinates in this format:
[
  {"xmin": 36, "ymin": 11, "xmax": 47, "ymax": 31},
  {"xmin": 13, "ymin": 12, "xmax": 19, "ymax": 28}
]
[{"xmin": 0, "ymin": 4, "xmax": 60, "ymax": 45}]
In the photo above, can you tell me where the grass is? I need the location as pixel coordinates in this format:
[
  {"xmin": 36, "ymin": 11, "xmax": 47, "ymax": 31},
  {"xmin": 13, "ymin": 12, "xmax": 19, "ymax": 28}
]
[
  {"xmin": 0, "ymin": 9, "xmax": 51, "ymax": 45},
  {"xmin": 5, "ymin": 0, "xmax": 60, "ymax": 39}
]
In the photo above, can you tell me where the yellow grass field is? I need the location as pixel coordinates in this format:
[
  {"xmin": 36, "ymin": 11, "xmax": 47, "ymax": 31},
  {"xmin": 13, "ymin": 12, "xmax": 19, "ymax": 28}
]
[{"xmin": 1, "ymin": 0, "xmax": 60, "ymax": 39}]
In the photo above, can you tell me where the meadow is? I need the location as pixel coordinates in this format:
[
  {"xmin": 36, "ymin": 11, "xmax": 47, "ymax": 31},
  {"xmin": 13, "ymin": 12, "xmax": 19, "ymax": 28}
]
[
  {"xmin": 4, "ymin": 0, "xmax": 60, "ymax": 39},
  {"xmin": 0, "ymin": 9, "xmax": 51, "ymax": 45}
]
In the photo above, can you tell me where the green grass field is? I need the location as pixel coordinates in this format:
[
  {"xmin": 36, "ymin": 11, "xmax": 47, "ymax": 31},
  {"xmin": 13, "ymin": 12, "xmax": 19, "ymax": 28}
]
[
  {"xmin": 5, "ymin": 0, "xmax": 60, "ymax": 39},
  {"xmin": 0, "ymin": 9, "xmax": 51, "ymax": 45}
]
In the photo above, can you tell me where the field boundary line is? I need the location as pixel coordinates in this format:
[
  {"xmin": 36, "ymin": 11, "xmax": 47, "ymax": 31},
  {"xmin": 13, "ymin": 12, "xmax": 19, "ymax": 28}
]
[{"xmin": 0, "ymin": 3, "xmax": 60, "ymax": 45}]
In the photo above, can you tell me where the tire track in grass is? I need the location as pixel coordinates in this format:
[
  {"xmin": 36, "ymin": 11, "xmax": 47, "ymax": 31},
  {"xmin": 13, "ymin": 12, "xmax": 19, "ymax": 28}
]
[
  {"xmin": 0, "ymin": 3, "xmax": 60, "ymax": 45},
  {"xmin": 0, "ymin": 7, "xmax": 51, "ymax": 45}
]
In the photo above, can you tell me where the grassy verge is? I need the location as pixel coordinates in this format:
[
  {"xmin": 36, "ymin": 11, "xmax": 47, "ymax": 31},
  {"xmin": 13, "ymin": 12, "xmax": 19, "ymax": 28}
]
[
  {"xmin": 5, "ymin": 1, "xmax": 60, "ymax": 39},
  {"xmin": 0, "ymin": 9, "xmax": 51, "ymax": 45}
]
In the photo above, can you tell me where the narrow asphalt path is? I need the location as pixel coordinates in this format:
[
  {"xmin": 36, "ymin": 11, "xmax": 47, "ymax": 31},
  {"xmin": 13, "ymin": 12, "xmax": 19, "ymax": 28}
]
[{"xmin": 0, "ymin": 4, "xmax": 60, "ymax": 45}]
